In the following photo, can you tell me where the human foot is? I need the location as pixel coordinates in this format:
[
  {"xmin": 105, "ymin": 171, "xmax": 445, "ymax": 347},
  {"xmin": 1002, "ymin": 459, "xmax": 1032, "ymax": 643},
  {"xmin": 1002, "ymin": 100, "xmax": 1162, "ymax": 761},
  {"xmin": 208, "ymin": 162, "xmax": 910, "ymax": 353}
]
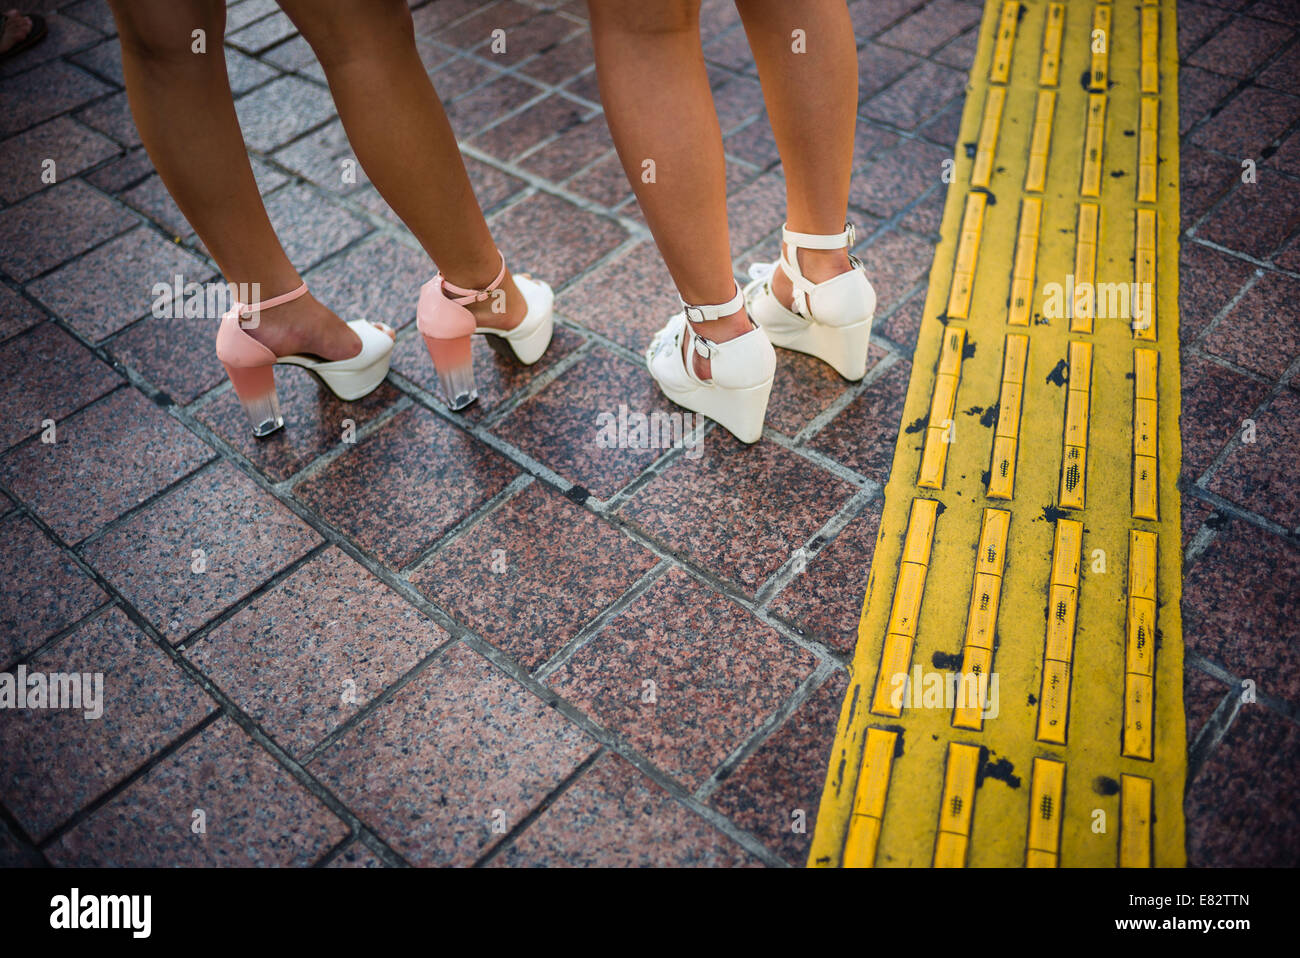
[
  {"xmin": 0, "ymin": 11, "xmax": 33, "ymax": 56},
  {"xmin": 770, "ymin": 246, "xmax": 854, "ymax": 313},
  {"xmin": 680, "ymin": 304, "xmax": 756, "ymax": 381},
  {"xmin": 241, "ymin": 288, "xmax": 393, "ymax": 362},
  {"xmin": 744, "ymin": 224, "xmax": 876, "ymax": 382},
  {"xmin": 645, "ymin": 282, "xmax": 777, "ymax": 444}
]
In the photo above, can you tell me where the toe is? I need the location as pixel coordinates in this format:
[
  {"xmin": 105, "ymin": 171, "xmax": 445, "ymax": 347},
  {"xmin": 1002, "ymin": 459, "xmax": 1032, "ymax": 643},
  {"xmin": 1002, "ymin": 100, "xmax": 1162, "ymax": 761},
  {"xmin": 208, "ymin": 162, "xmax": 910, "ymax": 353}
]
[{"xmin": 374, "ymin": 322, "xmax": 395, "ymax": 342}]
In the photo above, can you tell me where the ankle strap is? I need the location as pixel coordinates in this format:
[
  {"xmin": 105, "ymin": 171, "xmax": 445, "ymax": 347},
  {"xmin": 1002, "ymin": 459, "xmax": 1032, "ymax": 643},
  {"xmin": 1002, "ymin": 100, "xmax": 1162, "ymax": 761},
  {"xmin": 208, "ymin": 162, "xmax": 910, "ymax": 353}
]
[
  {"xmin": 681, "ymin": 282, "xmax": 745, "ymax": 324},
  {"xmin": 781, "ymin": 223, "xmax": 856, "ymax": 251},
  {"xmin": 680, "ymin": 282, "xmax": 749, "ymax": 385},
  {"xmin": 778, "ymin": 223, "xmax": 858, "ymax": 318},
  {"xmin": 437, "ymin": 251, "xmax": 507, "ymax": 305},
  {"xmin": 235, "ymin": 282, "xmax": 308, "ymax": 318}
]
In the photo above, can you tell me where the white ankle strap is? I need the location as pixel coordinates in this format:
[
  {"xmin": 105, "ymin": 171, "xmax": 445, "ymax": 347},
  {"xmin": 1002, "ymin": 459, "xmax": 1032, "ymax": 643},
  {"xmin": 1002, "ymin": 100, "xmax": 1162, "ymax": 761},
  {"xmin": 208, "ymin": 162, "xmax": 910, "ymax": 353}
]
[
  {"xmin": 781, "ymin": 223, "xmax": 856, "ymax": 251},
  {"xmin": 681, "ymin": 282, "xmax": 745, "ymax": 324},
  {"xmin": 778, "ymin": 223, "xmax": 858, "ymax": 318},
  {"xmin": 679, "ymin": 282, "xmax": 748, "ymax": 386}
]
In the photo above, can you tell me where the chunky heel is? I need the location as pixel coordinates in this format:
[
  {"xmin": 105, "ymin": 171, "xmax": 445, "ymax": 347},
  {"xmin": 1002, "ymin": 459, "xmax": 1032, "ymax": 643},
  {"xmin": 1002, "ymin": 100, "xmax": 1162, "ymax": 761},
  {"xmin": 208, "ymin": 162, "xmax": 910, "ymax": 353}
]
[
  {"xmin": 222, "ymin": 361, "xmax": 284, "ymax": 437},
  {"xmin": 416, "ymin": 252, "xmax": 554, "ymax": 411},
  {"xmin": 423, "ymin": 332, "xmax": 477, "ymax": 410},
  {"xmin": 213, "ymin": 281, "xmax": 395, "ymax": 437}
]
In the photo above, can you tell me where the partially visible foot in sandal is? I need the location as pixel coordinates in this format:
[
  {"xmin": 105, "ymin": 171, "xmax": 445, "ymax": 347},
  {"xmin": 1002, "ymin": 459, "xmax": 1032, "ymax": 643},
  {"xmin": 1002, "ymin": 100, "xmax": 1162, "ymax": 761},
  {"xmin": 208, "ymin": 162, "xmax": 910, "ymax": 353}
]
[
  {"xmin": 0, "ymin": 10, "xmax": 46, "ymax": 60},
  {"xmin": 417, "ymin": 250, "xmax": 554, "ymax": 410},
  {"xmin": 216, "ymin": 283, "xmax": 396, "ymax": 437},
  {"xmin": 646, "ymin": 282, "xmax": 776, "ymax": 444},
  {"xmin": 745, "ymin": 223, "xmax": 876, "ymax": 381}
]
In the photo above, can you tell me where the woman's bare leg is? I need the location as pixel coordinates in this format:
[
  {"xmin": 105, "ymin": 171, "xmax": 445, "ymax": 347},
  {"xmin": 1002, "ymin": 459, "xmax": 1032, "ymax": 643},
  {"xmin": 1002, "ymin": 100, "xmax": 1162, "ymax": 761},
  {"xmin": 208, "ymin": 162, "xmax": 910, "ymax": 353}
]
[
  {"xmin": 735, "ymin": 0, "xmax": 859, "ymax": 303},
  {"xmin": 108, "ymin": 0, "xmax": 363, "ymax": 360},
  {"xmin": 586, "ymin": 0, "xmax": 751, "ymax": 377},
  {"xmin": 276, "ymin": 0, "xmax": 526, "ymax": 330}
]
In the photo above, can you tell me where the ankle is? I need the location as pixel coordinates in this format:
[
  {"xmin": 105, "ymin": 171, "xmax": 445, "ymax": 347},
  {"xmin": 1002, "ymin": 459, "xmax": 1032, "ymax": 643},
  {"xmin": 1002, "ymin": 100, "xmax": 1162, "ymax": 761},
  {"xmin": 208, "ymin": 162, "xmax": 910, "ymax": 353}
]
[
  {"xmin": 794, "ymin": 247, "xmax": 853, "ymax": 285},
  {"xmin": 688, "ymin": 306, "xmax": 752, "ymax": 343}
]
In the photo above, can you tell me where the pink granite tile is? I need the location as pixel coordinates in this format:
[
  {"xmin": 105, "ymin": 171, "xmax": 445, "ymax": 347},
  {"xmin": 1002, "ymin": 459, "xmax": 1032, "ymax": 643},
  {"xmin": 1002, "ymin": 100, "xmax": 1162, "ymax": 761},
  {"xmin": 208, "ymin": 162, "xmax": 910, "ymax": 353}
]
[
  {"xmin": 809, "ymin": 357, "xmax": 913, "ymax": 482},
  {"xmin": 27, "ymin": 226, "xmax": 217, "ymax": 342},
  {"xmin": 1202, "ymin": 271, "xmax": 1300, "ymax": 379},
  {"xmin": 311, "ymin": 642, "xmax": 597, "ymax": 866},
  {"xmin": 0, "ymin": 388, "xmax": 213, "ymax": 543},
  {"xmin": 48, "ymin": 716, "xmax": 347, "ymax": 866},
  {"xmin": 0, "ymin": 322, "xmax": 122, "ymax": 451},
  {"xmin": 546, "ymin": 567, "xmax": 818, "ymax": 789},
  {"xmin": 711, "ymin": 671, "xmax": 848, "ymax": 865},
  {"xmin": 0, "ymin": 179, "xmax": 135, "ymax": 282},
  {"xmin": 490, "ymin": 347, "xmax": 676, "ymax": 501},
  {"xmin": 768, "ymin": 501, "xmax": 882, "ymax": 655},
  {"xmin": 0, "ymin": 606, "xmax": 214, "ymax": 840},
  {"xmin": 1182, "ymin": 516, "xmax": 1300, "ymax": 703},
  {"xmin": 0, "ymin": 514, "xmax": 106, "ymax": 664},
  {"xmin": 491, "ymin": 753, "xmax": 756, "ymax": 866},
  {"xmin": 1207, "ymin": 386, "xmax": 1300, "ymax": 529},
  {"xmin": 1186, "ymin": 705, "xmax": 1300, "ymax": 866},
  {"xmin": 293, "ymin": 404, "xmax": 518, "ymax": 569},
  {"xmin": 0, "ymin": 117, "xmax": 120, "ymax": 204},
  {"xmin": 83, "ymin": 462, "xmax": 322, "ymax": 643},
  {"xmin": 412, "ymin": 481, "xmax": 656, "ymax": 670},
  {"xmin": 189, "ymin": 547, "xmax": 447, "ymax": 755},
  {"xmin": 618, "ymin": 434, "xmax": 858, "ymax": 595},
  {"xmin": 1179, "ymin": 355, "xmax": 1272, "ymax": 479}
]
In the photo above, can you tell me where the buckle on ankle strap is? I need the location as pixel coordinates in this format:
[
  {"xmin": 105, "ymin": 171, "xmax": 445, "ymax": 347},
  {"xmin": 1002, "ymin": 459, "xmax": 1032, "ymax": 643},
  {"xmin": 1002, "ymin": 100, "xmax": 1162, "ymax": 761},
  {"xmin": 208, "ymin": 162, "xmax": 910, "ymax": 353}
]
[{"xmin": 692, "ymin": 334, "xmax": 717, "ymax": 361}]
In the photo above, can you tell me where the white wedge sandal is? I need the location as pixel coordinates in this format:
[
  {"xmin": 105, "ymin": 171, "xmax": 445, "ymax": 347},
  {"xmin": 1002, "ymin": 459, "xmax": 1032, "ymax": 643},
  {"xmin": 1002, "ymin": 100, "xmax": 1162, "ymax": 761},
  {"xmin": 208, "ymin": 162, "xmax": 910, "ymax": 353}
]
[
  {"xmin": 646, "ymin": 282, "xmax": 776, "ymax": 444},
  {"xmin": 744, "ymin": 223, "xmax": 876, "ymax": 381},
  {"xmin": 215, "ymin": 283, "xmax": 395, "ymax": 437}
]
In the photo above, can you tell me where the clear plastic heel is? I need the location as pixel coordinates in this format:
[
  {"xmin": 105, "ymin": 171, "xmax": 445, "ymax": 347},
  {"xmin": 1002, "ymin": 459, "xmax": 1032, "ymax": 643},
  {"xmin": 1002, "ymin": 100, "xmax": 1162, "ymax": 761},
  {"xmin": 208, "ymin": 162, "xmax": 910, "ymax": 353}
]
[
  {"xmin": 221, "ymin": 362, "xmax": 284, "ymax": 437},
  {"xmin": 423, "ymin": 333, "xmax": 478, "ymax": 411}
]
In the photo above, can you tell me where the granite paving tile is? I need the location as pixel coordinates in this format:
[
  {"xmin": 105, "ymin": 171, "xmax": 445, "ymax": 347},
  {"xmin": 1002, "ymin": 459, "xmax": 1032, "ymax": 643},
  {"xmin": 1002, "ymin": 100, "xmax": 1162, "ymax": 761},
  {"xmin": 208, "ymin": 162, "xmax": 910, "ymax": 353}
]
[
  {"xmin": 0, "ymin": 513, "xmax": 107, "ymax": 665},
  {"xmin": 1186, "ymin": 706, "xmax": 1300, "ymax": 866},
  {"xmin": 0, "ymin": 606, "xmax": 214, "ymax": 840},
  {"xmin": 83, "ymin": 461, "xmax": 323, "ymax": 643},
  {"xmin": 1201, "ymin": 271, "xmax": 1300, "ymax": 379},
  {"xmin": 0, "ymin": 116, "xmax": 119, "ymax": 203},
  {"xmin": 710, "ymin": 671, "xmax": 849, "ymax": 865},
  {"xmin": 491, "ymin": 752, "xmax": 756, "ymax": 867},
  {"xmin": 0, "ymin": 179, "xmax": 135, "ymax": 282},
  {"xmin": 311, "ymin": 642, "xmax": 597, "ymax": 866},
  {"xmin": 1182, "ymin": 516, "xmax": 1300, "ymax": 704},
  {"xmin": 767, "ymin": 501, "xmax": 883, "ymax": 655},
  {"xmin": 546, "ymin": 567, "xmax": 818, "ymax": 789},
  {"xmin": 0, "ymin": 388, "xmax": 213, "ymax": 543},
  {"xmin": 188, "ymin": 547, "xmax": 448, "ymax": 756},
  {"xmin": 1207, "ymin": 386, "xmax": 1300, "ymax": 530},
  {"xmin": 0, "ymin": 321, "xmax": 121, "ymax": 451},
  {"xmin": 489, "ymin": 347, "xmax": 676, "ymax": 501},
  {"xmin": 48, "ymin": 715, "xmax": 347, "ymax": 866},
  {"xmin": 411, "ymin": 481, "xmax": 657, "ymax": 670},
  {"xmin": 27, "ymin": 226, "xmax": 216, "ymax": 342},
  {"xmin": 293, "ymin": 404, "xmax": 517, "ymax": 569}
]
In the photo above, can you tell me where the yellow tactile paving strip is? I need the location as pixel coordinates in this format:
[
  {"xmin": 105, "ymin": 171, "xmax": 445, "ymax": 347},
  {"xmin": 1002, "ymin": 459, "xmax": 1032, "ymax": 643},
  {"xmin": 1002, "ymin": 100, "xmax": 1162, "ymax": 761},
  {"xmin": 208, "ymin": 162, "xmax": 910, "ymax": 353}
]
[{"xmin": 810, "ymin": 0, "xmax": 1185, "ymax": 867}]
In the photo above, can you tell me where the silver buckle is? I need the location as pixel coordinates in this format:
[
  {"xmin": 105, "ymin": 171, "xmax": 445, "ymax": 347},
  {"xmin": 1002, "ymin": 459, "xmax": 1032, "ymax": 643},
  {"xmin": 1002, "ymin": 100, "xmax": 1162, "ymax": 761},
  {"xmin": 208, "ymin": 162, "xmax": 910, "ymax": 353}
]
[
  {"xmin": 692, "ymin": 333, "xmax": 716, "ymax": 361},
  {"xmin": 683, "ymin": 304, "xmax": 708, "ymax": 324},
  {"xmin": 844, "ymin": 222, "xmax": 857, "ymax": 247}
]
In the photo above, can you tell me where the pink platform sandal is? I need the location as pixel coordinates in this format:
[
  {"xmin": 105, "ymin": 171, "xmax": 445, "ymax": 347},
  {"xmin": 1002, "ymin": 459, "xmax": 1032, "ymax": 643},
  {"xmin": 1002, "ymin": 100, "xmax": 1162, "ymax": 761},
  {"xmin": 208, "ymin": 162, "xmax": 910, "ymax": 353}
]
[
  {"xmin": 416, "ymin": 250, "xmax": 553, "ymax": 410},
  {"xmin": 215, "ymin": 283, "xmax": 395, "ymax": 437}
]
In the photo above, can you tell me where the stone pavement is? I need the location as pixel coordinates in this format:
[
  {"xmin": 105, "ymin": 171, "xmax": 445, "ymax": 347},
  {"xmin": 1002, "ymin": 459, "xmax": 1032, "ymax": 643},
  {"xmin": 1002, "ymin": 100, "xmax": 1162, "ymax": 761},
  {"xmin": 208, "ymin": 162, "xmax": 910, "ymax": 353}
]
[{"xmin": 0, "ymin": 0, "xmax": 1294, "ymax": 867}]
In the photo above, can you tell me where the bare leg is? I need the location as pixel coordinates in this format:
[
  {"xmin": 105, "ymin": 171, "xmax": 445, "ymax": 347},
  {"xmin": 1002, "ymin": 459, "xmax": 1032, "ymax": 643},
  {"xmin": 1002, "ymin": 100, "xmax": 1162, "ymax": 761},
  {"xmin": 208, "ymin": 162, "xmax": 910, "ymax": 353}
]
[
  {"xmin": 108, "ymin": 0, "xmax": 365, "ymax": 360},
  {"xmin": 735, "ymin": 0, "xmax": 858, "ymax": 303},
  {"xmin": 586, "ymin": 0, "xmax": 751, "ymax": 377},
  {"xmin": 277, "ymin": 0, "xmax": 526, "ymax": 330}
]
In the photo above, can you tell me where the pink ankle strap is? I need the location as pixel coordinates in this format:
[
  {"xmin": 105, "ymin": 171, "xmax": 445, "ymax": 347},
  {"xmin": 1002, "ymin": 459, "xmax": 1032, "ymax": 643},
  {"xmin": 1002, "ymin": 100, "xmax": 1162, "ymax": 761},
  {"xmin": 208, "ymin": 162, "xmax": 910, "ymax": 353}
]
[
  {"xmin": 435, "ymin": 252, "xmax": 507, "ymax": 305},
  {"xmin": 235, "ymin": 282, "xmax": 308, "ymax": 318}
]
